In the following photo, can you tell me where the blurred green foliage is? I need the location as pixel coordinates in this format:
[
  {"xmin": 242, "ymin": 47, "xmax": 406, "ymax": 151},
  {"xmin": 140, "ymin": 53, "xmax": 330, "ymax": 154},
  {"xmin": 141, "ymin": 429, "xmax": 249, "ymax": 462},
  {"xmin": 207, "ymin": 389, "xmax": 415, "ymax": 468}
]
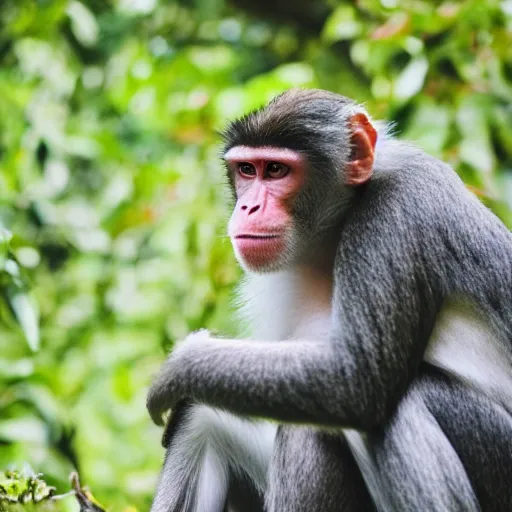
[
  {"xmin": 0, "ymin": 0, "xmax": 511, "ymax": 509},
  {"xmin": 0, "ymin": 469, "xmax": 105, "ymax": 511}
]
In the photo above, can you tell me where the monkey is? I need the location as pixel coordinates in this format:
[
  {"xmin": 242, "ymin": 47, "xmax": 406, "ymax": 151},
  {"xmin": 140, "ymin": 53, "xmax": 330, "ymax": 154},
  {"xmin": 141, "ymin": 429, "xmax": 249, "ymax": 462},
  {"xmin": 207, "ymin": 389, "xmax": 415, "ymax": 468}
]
[{"xmin": 147, "ymin": 89, "xmax": 512, "ymax": 512}]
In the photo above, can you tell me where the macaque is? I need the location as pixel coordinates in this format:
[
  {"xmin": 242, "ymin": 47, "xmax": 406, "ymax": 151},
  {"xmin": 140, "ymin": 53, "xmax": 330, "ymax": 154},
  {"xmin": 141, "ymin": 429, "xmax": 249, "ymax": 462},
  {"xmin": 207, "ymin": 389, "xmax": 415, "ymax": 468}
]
[{"xmin": 148, "ymin": 89, "xmax": 512, "ymax": 512}]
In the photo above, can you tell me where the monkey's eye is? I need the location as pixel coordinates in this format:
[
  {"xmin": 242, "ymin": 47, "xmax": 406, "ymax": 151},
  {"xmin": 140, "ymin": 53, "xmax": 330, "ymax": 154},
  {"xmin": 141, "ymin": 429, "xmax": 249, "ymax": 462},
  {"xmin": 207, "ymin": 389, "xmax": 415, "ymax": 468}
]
[
  {"xmin": 266, "ymin": 162, "xmax": 290, "ymax": 179},
  {"xmin": 238, "ymin": 163, "xmax": 256, "ymax": 177}
]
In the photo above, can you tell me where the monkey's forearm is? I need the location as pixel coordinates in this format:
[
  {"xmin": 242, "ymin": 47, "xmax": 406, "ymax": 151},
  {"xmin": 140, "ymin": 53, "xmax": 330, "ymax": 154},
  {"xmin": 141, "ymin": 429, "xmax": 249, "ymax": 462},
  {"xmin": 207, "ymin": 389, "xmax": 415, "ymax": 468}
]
[{"xmin": 148, "ymin": 337, "xmax": 369, "ymax": 427}]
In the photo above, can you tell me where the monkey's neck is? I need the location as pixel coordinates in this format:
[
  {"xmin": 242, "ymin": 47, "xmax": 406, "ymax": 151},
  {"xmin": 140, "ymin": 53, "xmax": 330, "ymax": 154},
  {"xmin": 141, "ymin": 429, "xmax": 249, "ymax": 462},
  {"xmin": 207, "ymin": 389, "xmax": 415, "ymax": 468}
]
[
  {"xmin": 294, "ymin": 265, "xmax": 333, "ymax": 314},
  {"xmin": 237, "ymin": 265, "xmax": 333, "ymax": 342},
  {"xmin": 301, "ymin": 223, "xmax": 342, "ymax": 272}
]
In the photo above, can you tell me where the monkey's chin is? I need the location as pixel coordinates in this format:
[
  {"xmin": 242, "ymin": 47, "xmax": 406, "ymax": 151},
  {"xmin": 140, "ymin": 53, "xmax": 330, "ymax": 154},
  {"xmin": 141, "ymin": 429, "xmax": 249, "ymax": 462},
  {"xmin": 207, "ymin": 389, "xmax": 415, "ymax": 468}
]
[
  {"xmin": 232, "ymin": 237, "xmax": 288, "ymax": 273},
  {"xmin": 238, "ymin": 257, "xmax": 285, "ymax": 274}
]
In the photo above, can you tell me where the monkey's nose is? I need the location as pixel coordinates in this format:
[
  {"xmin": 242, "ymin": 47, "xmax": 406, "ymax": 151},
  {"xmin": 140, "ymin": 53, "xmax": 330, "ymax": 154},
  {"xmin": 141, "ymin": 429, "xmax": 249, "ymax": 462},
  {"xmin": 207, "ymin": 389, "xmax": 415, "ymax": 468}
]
[{"xmin": 241, "ymin": 205, "xmax": 261, "ymax": 215}]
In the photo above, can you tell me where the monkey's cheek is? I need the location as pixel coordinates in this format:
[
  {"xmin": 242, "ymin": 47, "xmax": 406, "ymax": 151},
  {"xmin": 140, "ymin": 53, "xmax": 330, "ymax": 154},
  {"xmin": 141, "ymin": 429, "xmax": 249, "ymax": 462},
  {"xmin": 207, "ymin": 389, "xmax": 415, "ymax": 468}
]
[{"xmin": 234, "ymin": 237, "xmax": 286, "ymax": 271}]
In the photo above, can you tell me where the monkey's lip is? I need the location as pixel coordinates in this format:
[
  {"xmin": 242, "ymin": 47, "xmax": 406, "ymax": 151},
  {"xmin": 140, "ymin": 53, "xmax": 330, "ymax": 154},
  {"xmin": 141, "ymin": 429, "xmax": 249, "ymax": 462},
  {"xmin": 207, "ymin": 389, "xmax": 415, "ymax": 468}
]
[
  {"xmin": 235, "ymin": 233, "xmax": 282, "ymax": 240},
  {"xmin": 233, "ymin": 233, "xmax": 285, "ymax": 268}
]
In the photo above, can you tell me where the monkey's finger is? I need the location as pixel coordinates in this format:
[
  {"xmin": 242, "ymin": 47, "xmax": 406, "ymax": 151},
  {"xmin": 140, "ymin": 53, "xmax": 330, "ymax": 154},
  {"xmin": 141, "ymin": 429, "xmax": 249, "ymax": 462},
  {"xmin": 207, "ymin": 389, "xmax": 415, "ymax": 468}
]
[
  {"xmin": 146, "ymin": 392, "xmax": 167, "ymax": 426},
  {"xmin": 149, "ymin": 403, "xmax": 166, "ymax": 426},
  {"xmin": 151, "ymin": 410, "xmax": 165, "ymax": 426},
  {"xmin": 148, "ymin": 408, "xmax": 164, "ymax": 426}
]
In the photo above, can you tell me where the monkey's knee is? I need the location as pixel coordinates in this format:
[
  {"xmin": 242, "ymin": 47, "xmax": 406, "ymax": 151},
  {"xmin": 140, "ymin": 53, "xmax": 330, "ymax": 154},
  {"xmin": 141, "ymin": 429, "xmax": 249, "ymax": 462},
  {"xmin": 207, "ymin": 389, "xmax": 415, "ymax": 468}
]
[
  {"xmin": 419, "ymin": 369, "xmax": 512, "ymax": 512},
  {"xmin": 154, "ymin": 405, "xmax": 232, "ymax": 512},
  {"xmin": 367, "ymin": 373, "xmax": 480, "ymax": 512},
  {"xmin": 162, "ymin": 402, "xmax": 224, "ymax": 450}
]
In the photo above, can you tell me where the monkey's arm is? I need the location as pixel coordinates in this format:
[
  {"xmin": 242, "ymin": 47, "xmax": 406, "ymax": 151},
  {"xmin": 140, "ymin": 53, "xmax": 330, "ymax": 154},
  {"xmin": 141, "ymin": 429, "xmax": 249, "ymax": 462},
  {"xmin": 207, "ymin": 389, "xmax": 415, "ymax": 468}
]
[
  {"xmin": 148, "ymin": 280, "xmax": 435, "ymax": 430},
  {"xmin": 148, "ymin": 182, "xmax": 449, "ymax": 429},
  {"xmin": 148, "ymin": 334, "xmax": 338, "ymax": 425}
]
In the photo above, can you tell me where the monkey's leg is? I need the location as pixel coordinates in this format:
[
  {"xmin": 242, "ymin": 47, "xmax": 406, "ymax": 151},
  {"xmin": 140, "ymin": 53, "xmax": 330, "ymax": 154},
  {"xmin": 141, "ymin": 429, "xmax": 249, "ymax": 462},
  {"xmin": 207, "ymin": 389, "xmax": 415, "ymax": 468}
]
[
  {"xmin": 265, "ymin": 426, "xmax": 376, "ymax": 512},
  {"xmin": 151, "ymin": 402, "xmax": 221, "ymax": 512},
  {"xmin": 421, "ymin": 368, "xmax": 512, "ymax": 512},
  {"xmin": 151, "ymin": 403, "xmax": 275, "ymax": 512},
  {"xmin": 225, "ymin": 471, "xmax": 266, "ymax": 512},
  {"xmin": 364, "ymin": 367, "xmax": 481, "ymax": 512}
]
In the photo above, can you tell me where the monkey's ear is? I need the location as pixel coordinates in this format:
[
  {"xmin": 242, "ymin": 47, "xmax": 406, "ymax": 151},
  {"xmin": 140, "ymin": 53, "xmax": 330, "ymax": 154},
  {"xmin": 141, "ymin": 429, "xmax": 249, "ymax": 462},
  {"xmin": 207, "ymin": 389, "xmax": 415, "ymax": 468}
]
[{"xmin": 346, "ymin": 113, "xmax": 377, "ymax": 186}]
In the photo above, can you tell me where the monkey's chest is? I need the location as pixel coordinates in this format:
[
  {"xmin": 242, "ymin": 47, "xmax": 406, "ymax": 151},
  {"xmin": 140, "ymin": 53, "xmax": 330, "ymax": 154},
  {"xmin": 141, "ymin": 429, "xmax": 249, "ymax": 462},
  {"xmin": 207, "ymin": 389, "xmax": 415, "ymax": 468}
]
[
  {"xmin": 244, "ymin": 270, "xmax": 333, "ymax": 342},
  {"xmin": 290, "ymin": 310, "xmax": 332, "ymax": 341},
  {"xmin": 284, "ymin": 269, "xmax": 333, "ymax": 341}
]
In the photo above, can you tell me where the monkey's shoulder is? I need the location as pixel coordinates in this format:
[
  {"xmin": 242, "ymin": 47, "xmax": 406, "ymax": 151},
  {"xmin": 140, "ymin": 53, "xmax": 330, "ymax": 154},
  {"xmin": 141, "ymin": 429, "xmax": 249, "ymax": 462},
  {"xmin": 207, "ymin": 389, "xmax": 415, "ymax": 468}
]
[
  {"xmin": 373, "ymin": 141, "xmax": 465, "ymax": 203},
  {"xmin": 371, "ymin": 143, "xmax": 505, "ymax": 235},
  {"xmin": 343, "ymin": 143, "xmax": 512, "ymax": 276}
]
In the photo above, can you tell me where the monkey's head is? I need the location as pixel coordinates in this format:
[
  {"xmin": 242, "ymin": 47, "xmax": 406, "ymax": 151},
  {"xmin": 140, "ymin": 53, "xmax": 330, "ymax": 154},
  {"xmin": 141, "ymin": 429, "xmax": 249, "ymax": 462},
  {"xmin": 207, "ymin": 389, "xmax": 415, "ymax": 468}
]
[{"xmin": 222, "ymin": 89, "xmax": 377, "ymax": 273}]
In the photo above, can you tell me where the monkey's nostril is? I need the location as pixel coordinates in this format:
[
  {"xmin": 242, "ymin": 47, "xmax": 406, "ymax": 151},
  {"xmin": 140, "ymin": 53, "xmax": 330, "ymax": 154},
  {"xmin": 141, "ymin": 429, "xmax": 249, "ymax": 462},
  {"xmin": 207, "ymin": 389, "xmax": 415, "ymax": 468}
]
[
  {"xmin": 248, "ymin": 205, "xmax": 260, "ymax": 215},
  {"xmin": 241, "ymin": 205, "xmax": 248, "ymax": 210}
]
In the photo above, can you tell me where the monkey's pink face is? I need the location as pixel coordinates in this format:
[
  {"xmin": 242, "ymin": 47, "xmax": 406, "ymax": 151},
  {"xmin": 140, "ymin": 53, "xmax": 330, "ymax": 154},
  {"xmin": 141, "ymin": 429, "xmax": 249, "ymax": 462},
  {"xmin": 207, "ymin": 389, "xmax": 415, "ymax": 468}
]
[{"xmin": 225, "ymin": 146, "xmax": 307, "ymax": 272}]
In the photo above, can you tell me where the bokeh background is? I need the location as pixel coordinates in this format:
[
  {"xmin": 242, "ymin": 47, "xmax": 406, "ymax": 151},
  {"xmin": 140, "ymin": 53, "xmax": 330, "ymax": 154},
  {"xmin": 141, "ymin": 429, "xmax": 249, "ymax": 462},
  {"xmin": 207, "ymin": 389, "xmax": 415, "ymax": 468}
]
[{"xmin": 0, "ymin": 0, "xmax": 511, "ymax": 509}]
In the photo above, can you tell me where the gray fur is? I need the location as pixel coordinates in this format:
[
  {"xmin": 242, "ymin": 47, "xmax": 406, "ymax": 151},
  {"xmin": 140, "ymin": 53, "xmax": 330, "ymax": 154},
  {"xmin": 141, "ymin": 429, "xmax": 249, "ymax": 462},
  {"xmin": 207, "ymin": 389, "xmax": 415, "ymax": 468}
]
[
  {"xmin": 151, "ymin": 403, "xmax": 275, "ymax": 512},
  {"xmin": 148, "ymin": 89, "xmax": 512, "ymax": 511},
  {"xmin": 266, "ymin": 426, "xmax": 375, "ymax": 512}
]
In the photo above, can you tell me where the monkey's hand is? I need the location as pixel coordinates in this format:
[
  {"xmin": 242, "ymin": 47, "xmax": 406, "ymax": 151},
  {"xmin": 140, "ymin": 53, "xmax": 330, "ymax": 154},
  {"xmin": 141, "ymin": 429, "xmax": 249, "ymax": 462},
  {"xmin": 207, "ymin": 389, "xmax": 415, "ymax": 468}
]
[{"xmin": 147, "ymin": 329, "xmax": 211, "ymax": 425}]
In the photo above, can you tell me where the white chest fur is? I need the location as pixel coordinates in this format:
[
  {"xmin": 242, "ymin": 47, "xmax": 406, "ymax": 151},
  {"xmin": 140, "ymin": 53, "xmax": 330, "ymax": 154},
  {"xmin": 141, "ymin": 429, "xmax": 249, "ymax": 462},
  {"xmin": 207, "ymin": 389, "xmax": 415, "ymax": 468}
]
[
  {"xmin": 241, "ymin": 272, "xmax": 511, "ymax": 402},
  {"xmin": 425, "ymin": 300, "xmax": 512, "ymax": 402},
  {"xmin": 238, "ymin": 268, "xmax": 333, "ymax": 342}
]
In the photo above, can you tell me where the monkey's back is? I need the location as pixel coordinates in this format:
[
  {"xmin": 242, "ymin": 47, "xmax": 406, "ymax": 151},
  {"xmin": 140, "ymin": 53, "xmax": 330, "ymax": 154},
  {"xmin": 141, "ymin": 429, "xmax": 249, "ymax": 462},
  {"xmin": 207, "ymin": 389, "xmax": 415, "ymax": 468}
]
[{"xmin": 369, "ymin": 140, "xmax": 512, "ymax": 405}]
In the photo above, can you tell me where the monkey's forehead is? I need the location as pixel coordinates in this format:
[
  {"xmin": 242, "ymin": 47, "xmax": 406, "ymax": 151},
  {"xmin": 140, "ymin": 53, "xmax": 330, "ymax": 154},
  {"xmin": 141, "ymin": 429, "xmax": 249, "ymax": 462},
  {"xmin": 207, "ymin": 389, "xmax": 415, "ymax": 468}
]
[{"xmin": 224, "ymin": 146, "xmax": 306, "ymax": 165}]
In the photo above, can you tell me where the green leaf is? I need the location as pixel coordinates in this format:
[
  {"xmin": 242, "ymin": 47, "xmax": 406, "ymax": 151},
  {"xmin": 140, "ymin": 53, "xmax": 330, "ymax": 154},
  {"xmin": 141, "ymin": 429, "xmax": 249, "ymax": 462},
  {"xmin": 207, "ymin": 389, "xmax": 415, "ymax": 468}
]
[
  {"xmin": 456, "ymin": 96, "xmax": 495, "ymax": 175},
  {"xmin": 66, "ymin": 1, "xmax": 99, "ymax": 47},
  {"xmin": 0, "ymin": 228, "xmax": 13, "ymax": 248},
  {"xmin": 0, "ymin": 418, "xmax": 46, "ymax": 444},
  {"xmin": 402, "ymin": 100, "xmax": 452, "ymax": 155},
  {"xmin": 8, "ymin": 291, "xmax": 40, "ymax": 352},
  {"xmin": 0, "ymin": 469, "xmax": 56, "ymax": 506},
  {"xmin": 393, "ymin": 57, "xmax": 429, "ymax": 102},
  {"xmin": 322, "ymin": 6, "xmax": 361, "ymax": 43}
]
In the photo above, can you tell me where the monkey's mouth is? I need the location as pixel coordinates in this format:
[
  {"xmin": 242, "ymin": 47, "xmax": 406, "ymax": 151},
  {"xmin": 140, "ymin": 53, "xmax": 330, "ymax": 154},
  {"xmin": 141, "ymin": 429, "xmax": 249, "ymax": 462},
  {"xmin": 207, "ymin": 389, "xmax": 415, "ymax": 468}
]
[
  {"xmin": 233, "ymin": 234, "xmax": 285, "ymax": 269},
  {"xmin": 235, "ymin": 234, "xmax": 282, "ymax": 240}
]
